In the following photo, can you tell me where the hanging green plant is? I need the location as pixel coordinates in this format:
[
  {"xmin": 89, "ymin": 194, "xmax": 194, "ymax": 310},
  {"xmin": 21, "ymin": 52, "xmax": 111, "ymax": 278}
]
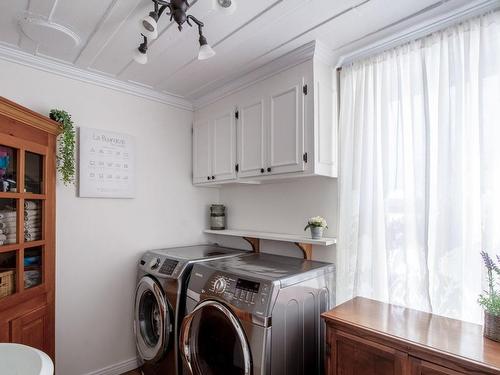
[{"xmin": 49, "ymin": 109, "xmax": 76, "ymax": 186}]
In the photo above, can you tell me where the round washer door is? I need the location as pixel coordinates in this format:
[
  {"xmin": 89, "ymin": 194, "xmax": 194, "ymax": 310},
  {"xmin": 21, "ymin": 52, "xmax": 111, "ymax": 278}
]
[
  {"xmin": 180, "ymin": 300, "xmax": 252, "ymax": 375},
  {"xmin": 134, "ymin": 276, "xmax": 171, "ymax": 362}
]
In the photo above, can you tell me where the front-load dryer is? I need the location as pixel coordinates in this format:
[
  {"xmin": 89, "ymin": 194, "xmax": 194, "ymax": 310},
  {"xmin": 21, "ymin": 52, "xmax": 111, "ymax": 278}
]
[
  {"xmin": 134, "ymin": 244, "xmax": 246, "ymax": 375},
  {"xmin": 180, "ymin": 253, "xmax": 335, "ymax": 375}
]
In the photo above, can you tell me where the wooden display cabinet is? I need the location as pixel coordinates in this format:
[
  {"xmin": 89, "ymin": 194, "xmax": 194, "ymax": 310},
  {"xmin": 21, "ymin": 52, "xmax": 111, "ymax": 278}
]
[
  {"xmin": 323, "ymin": 297, "xmax": 500, "ymax": 375},
  {"xmin": 0, "ymin": 97, "xmax": 59, "ymax": 360}
]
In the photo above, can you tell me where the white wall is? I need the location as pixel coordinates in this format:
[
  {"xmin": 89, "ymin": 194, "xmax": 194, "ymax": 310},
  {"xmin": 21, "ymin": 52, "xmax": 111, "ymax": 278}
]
[
  {"xmin": 0, "ymin": 59, "xmax": 219, "ymax": 375},
  {"xmin": 0, "ymin": 57, "xmax": 338, "ymax": 374},
  {"xmin": 209, "ymin": 177, "xmax": 338, "ymax": 264}
]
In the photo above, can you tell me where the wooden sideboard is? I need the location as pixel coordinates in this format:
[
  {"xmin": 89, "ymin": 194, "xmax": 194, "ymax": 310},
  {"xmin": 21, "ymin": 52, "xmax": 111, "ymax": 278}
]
[
  {"xmin": 322, "ymin": 297, "xmax": 500, "ymax": 375},
  {"xmin": 0, "ymin": 97, "xmax": 60, "ymax": 360}
]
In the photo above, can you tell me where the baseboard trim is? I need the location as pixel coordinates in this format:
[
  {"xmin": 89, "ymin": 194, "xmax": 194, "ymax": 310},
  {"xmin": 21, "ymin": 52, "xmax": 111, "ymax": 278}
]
[{"xmin": 83, "ymin": 357, "xmax": 139, "ymax": 375}]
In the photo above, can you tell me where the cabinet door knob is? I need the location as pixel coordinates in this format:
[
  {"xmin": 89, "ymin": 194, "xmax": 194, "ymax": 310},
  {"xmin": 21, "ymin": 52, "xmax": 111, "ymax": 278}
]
[
  {"xmin": 260, "ymin": 168, "xmax": 265, "ymax": 173},
  {"xmin": 207, "ymin": 176, "xmax": 210, "ymax": 181},
  {"xmin": 212, "ymin": 176, "xmax": 215, "ymax": 180},
  {"xmin": 267, "ymin": 167, "xmax": 271, "ymax": 172}
]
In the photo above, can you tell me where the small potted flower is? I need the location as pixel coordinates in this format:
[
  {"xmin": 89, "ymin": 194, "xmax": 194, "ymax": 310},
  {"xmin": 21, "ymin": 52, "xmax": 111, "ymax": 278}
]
[
  {"xmin": 304, "ymin": 216, "xmax": 328, "ymax": 239},
  {"xmin": 478, "ymin": 251, "xmax": 500, "ymax": 342}
]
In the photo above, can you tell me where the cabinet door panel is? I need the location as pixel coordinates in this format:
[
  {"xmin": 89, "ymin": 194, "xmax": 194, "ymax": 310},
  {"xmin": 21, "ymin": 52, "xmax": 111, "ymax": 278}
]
[
  {"xmin": 212, "ymin": 111, "xmax": 236, "ymax": 181},
  {"xmin": 10, "ymin": 304, "xmax": 49, "ymax": 353},
  {"xmin": 269, "ymin": 82, "xmax": 305, "ymax": 175},
  {"xmin": 410, "ymin": 358, "xmax": 465, "ymax": 375},
  {"xmin": 193, "ymin": 119, "xmax": 211, "ymax": 184},
  {"xmin": 328, "ymin": 329, "xmax": 407, "ymax": 375},
  {"xmin": 238, "ymin": 99, "xmax": 265, "ymax": 178}
]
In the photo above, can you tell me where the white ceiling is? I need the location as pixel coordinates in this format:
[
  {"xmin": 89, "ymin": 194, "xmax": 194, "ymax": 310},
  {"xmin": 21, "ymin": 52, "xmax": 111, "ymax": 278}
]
[{"xmin": 0, "ymin": 0, "xmax": 481, "ymax": 103}]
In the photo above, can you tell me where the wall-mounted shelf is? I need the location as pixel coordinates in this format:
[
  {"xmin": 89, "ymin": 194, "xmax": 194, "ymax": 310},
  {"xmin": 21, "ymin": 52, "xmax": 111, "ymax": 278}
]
[{"xmin": 204, "ymin": 229, "xmax": 336, "ymax": 260}]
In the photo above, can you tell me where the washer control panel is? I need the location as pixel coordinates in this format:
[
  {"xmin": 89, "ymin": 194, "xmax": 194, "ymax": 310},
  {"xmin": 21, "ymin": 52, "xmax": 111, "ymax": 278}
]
[
  {"xmin": 139, "ymin": 253, "xmax": 182, "ymax": 279},
  {"xmin": 213, "ymin": 276, "xmax": 227, "ymax": 294},
  {"xmin": 205, "ymin": 272, "xmax": 272, "ymax": 316},
  {"xmin": 234, "ymin": 278, "xmax": 260, "ymax": 303},
  {"xmin": 149, "ymin": 257, "xmax": 161, "ymax": 270},
  {"xmin": 209, "ymin": 275, "xmax": 232, "ymax": 294},
  {"xmin": 159, "ymin": 259, "xmax": 179, "ymax": 276}
]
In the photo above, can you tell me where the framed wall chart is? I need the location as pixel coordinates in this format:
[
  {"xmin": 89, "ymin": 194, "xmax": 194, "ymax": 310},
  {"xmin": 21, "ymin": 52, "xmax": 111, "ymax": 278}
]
[{"xmin": 79, "ymin": 127, "xmax": 135, "ymax": 198}]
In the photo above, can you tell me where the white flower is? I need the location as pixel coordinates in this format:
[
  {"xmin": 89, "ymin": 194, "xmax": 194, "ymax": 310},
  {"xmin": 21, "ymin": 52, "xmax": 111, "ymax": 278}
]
[{"xmin": 304, "ymin": 216, "xmax": 328, "ymax": 230}]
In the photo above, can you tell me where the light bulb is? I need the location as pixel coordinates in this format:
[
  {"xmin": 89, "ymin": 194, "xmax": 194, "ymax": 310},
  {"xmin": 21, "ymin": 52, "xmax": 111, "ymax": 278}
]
[
  {"xmin": 134, "ymin": 49, "xmax": 148, "ymax": 64},
  {"xmin": 141, "ymin": 14, "xmax": 158, "ymax": 40},
  {"xmin": 217, "ymin": 0, "xmax": 237, "ymax": 15},
  {"xmin": 198, "ymin": 43, "xmax": 216, "ymax": 60}
]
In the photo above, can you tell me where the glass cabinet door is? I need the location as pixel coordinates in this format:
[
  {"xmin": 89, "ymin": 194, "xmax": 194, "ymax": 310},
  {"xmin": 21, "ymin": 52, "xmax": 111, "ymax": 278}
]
[
  {"xmin": 25, "ymin": 152, "xmax": 44, "ymax": 194},
  {"xmin": 24, "ymin": 246, "xmax": 42, "ymax": 289},
  {"xmin": 0, "ymin": 251, "xmax": 17, "ymax": 298},
  {"xmin": 0, "ymin": 144, "xmax": 47, "ymax": 301},
  {"xmin": 0, "ymin": 145, "xmax": 18, "ymax": 193},
  {"xmin": 0, "ymin": 198, "xmax": 18, "ymax": 245},
  {"xmin": 24, "ymin": 200, "xmax": 42, "ymax": 242}
]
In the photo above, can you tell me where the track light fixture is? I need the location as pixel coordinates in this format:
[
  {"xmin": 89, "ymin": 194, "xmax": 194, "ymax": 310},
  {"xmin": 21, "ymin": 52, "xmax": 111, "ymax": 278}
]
[
  {"xmin": 135, "ymin": 0, "xmax": 216, "ymax": 64},
  {"xmin": 133, "ymin": 35, "xmax": 149, "ymax": 64}
]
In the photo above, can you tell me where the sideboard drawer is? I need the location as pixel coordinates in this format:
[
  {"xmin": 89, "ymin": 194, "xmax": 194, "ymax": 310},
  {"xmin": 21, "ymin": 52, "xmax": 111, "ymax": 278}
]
[
  {"xmin": 409, "ymin": 357, "xmax": 466, "ymax": 375},
  {"xmin": 327, "ymin": 327, "xmax": 408, "ymax": 375}
]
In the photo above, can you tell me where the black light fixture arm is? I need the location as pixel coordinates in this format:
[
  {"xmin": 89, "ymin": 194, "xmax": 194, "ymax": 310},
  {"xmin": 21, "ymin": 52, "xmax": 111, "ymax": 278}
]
[
  {"xmin": 151, "ymin": 0, "xmax": 171, "ymax": 18},
  {"xmin": 154, "ymin": 0, "xmax": 191, "ymax": 7},
  {"xmin": 138, "ymin": 34, "xmax": 148, "ymax": 53},
  {"xmin": 151, "ymin": 0, "xmax": 203, "ymax": 32},
  {"xmin": 186, "ymin": 14, "xmax": 204, "ymax": 35}
]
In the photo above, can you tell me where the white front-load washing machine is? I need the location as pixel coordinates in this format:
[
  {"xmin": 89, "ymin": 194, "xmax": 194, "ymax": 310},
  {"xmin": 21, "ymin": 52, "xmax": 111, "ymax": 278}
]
[{"xmin": 134, "ymin": 244, "xmax": 246, "ymax": 375}]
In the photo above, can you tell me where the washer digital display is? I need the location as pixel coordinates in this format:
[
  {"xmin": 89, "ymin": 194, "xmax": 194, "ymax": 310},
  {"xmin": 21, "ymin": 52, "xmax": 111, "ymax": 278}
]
[{"xmin": 236, "ymin": 278, "xmax": 260, "ymax": 293}]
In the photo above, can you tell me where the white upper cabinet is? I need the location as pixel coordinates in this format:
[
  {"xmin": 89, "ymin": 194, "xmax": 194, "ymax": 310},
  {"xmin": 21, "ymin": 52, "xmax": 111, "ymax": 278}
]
[
  {"xmin": 212, "ymin": 111, "xmax": 237, "ymax": 181},
  {"xmin": 267, "ymin": 75, "xmax": 305, "ymax": 175},
  {"xmin": 193, "ymin": 41, "xmax": 337, "ymax": 185},
  {"xmin": 237, "ymin": 98, "xmax": 265, "ymax": 178},
  {"xmin": 193, "ymin": 119, "xmax": 211, "ymax": 184},
  {"xmin": 193, "ymin": 110, "xmax": 237, "ymax": 184}
]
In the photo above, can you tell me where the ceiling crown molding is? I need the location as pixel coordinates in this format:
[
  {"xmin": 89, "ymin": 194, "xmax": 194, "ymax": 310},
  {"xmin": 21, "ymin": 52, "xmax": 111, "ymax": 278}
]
[
  {"xmin": 337, "ymin": 0, "xmax": 500, "ymax": 67},
  {"xmin": 191, "ymin": 40, "xmax": 319, "ymax": 109},
  {"xmin": 0, "ymin": 44, "xmax": 193, "ymax": 111}
]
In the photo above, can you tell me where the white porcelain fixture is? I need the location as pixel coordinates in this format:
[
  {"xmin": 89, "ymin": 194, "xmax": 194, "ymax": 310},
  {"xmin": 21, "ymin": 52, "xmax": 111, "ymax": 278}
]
[
  {"xmin": 217, "ymin": 0, "xmax": 237, "ymax": 15},
  {"xmin": 0, "ymin": 343, "xmax": 54, "ymax": 375},
  {"xmin": 140, "ymin": 15, "xmax": 158, "ymax": 40},
  {"xmin": 19, "ymin": 15, "xmax": 80, "ymax": 50},
  {"xmin": 133, "ymin": 48, "xmax": 148, "ymax": 64},
  {"xmin": 198, "ymin": 43, "xmax": 216, "ymax": 60}
]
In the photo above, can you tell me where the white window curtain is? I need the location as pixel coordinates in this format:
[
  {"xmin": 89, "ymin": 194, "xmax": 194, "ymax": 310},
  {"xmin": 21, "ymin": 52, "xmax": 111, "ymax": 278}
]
[{"xmin": 337, "ymin": 10, "xmax": 500, "ymax": 323}]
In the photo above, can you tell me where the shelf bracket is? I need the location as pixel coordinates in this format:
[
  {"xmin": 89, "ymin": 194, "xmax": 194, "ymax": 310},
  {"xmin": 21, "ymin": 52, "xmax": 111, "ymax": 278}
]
[
  {"xmin": 243, "ymin": 237, "xmax": 260, "ymax": 253},
  {"xmin": 294, "ymin": 242, "xmax": 313, "ymax": 260}
]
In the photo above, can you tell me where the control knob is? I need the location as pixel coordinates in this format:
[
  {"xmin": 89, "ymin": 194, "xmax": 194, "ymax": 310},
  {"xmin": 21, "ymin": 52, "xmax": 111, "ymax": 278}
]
[
  {"xmin": 213, "ymin": 277, "xmax": 227, "ymax": 294},
  {"xmin": 150, "ymin": 257, "xmax": 161, "ymax": 270}
]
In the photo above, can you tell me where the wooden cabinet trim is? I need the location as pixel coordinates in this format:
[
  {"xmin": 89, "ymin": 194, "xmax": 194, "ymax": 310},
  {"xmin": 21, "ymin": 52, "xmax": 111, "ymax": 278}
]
[{"xmin": 0, "ymin": 97, "xmax": 61, "ymax": 136}]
